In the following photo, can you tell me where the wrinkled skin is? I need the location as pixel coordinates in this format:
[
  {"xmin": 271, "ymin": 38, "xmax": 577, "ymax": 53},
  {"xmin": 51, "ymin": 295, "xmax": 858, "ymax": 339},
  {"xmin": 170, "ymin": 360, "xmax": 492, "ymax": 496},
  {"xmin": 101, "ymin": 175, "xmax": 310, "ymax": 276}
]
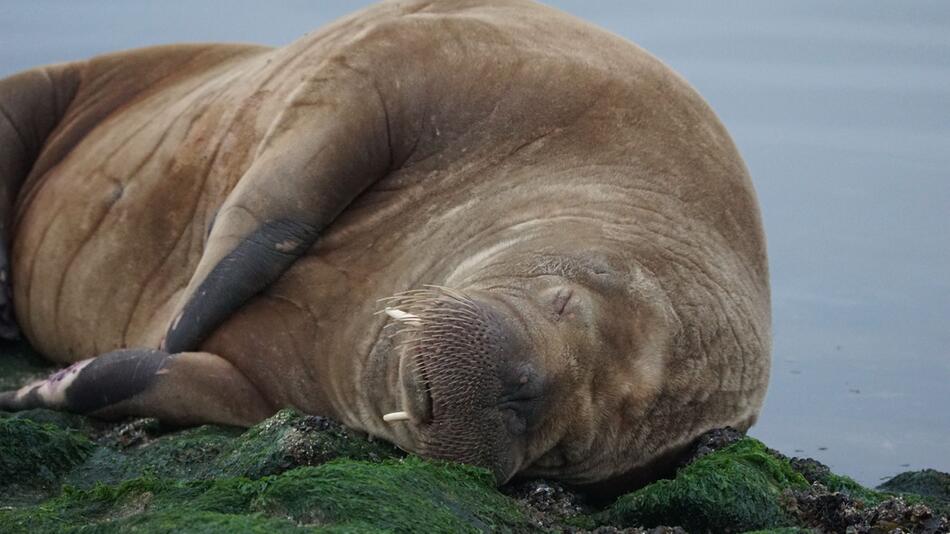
[{"xmin": 0, "ymin": 0, "xmax": 770, "ymax": 485}]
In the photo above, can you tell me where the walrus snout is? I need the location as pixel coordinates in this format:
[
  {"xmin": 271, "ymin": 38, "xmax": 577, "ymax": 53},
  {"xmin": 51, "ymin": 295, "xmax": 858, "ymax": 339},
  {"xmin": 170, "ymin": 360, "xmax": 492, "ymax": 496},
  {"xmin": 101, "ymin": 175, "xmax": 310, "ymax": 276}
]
[{"xmin": 382, "ymin": 287, "xmax": 538, "ymax": 482}]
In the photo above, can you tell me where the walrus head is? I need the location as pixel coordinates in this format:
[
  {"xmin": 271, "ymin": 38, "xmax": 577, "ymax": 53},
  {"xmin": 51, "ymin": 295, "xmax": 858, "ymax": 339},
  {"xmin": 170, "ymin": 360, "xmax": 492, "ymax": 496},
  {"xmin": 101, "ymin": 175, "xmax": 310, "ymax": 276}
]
[{"xmin": 379, "ymin": 248, "xmax": 683, "ymax": 485}]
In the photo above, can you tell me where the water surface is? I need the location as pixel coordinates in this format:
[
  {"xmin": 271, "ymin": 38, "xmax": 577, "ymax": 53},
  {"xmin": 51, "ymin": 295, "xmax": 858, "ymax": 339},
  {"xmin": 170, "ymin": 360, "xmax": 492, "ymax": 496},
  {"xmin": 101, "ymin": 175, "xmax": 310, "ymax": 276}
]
[{"xmin": 1, "ymin": 1, "xmax": 947, "ymax": 487}]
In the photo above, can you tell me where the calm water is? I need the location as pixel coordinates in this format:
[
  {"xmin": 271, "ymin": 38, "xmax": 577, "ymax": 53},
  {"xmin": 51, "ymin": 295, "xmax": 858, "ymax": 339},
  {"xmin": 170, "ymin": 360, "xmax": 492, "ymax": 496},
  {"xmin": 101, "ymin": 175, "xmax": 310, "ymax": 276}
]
[{"xmin": 1, "ymin": 1, "xmax": 947, "ymax": 487}]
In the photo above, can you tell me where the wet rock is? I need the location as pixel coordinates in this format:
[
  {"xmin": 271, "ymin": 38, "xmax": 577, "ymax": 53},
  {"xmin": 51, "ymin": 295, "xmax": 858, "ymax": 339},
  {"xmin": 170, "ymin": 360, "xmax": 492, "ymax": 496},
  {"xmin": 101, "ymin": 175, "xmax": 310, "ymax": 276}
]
[
  {"xmin": 93, "ymin": 417, "xmax": 162, "ymax": 450},
  {"xmin": 0, "ymin": 458, "xmax": 534, "ymax": 533},
  {"xmin": 879, "ymin": 469, "xmax": 950, "ymax": 506},
  {"xmin": 600, "ymin": 438, "xmax": 809, "ymax": 533},
  {"xmin": 681, "ymin": 426, "xmax": 745, "ymax": 465},
  {"xmin": 783, "ymin": 482, "xmax": 867, "ymax": 532},
  {"xmin": 1, "ymin": 413, "xmax": 947, "ymax": 533},
  {"xmin": 788, "ymin": 457, "xmax": 831, "ymax": 484},
  {"xmin": 786, "ymin": 486, "xmax": 949, "ymax": 534},
  {"xmin": 860, "ymin": 495, "xmax": 948, "ymax": 533},
  {"xmin": 0, "ymin": 416, "xmax": 94, "ymax": 506},
  {"xmin": 506, "ymin": 478, "xmax": 590, "ymax": 529},
  {"xmin": 207, "ymin": 408, "xmax": 403, "ymax": 479}
]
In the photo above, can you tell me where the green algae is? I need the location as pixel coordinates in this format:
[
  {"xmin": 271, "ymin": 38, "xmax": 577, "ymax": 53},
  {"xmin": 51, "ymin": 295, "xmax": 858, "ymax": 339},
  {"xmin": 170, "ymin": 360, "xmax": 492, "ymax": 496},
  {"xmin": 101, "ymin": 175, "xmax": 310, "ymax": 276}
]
[
  {"xmin": 811, "ymin": 471, "xmax": 886, "ymax": 505},
  {"xmin": 878, "ymin": 469, "xmax": 950, "ymax": 505},
  {"xmin": 209, "ymin": 408, "xmax": 402, "ymax": 480},
  {"xmin": 0, "ymin": 458, "xmax": 532, "ymax": 533},
  {"xmin": 0, "ymin": 416, "xmax": 95, "ymax": 505},
  {"xmin": 253, "ymin": 458, "xmax": 528, "ymax": 531},
  {"xmin": 874, "ymin": 469, "xmax": 950, "ymax": 518},
  {"xmin": 800, "ymin": 464, "xmax": 950, "ymax": 515},
  {"xmin": 1, "ymin": 401, "xmax": 944, "ymax": 532},
  {"xmin": 601, "ymin": 438, "xmax": 809, "ymax": 533},
  {"xmin": 8, "ymin": 407, "xmax": 96, "ymax": 432},
  {"xmin": 63, "ymin": 424, "xmax": 245, "ymax": 490},
  {"xmin": 0, "ymin": 407, "xmax": 528, "ymax": 532},
  {"xmin": 2, "ymin": 408, "xmax": 403, "ymax": 496}
]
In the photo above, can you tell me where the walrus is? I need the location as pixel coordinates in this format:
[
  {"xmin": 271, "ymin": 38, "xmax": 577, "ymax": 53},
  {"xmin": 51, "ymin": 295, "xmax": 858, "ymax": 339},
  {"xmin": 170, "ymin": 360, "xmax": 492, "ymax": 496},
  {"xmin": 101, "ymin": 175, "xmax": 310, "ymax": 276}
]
[{"xmin": 0, "ymin": 0, "xmax": 770, "ymax": 486}]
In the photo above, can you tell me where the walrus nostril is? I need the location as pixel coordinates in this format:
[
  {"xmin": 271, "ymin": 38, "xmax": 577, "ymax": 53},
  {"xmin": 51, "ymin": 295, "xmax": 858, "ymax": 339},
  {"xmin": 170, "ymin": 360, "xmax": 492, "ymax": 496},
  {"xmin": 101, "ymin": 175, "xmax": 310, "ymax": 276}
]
[{"xmin": 499, "ymin": 364, "xmax": 543, "ymax": 403}]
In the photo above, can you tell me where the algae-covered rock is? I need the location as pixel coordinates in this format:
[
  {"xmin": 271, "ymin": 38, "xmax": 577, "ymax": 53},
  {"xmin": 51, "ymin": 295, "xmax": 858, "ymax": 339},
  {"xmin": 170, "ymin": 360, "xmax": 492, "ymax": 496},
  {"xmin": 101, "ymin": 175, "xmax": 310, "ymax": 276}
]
[
  {"xmin": 0, "ymin": 458, "xmax": 533, "ymax": 533},
  {"xmin": 210, "ymin": 408, "xmax": 402, "ymax": 479},
  {"xmin": 0, "ymin": 407, "xmax": 403, "ymax": 509},
  {"xmin": 0, "ymin": 416, "xmax": 95, "ymax": 505},
  {"xmin": 788, "ymin": 457, "xmax": 950, "ymax": 520},
  {"xmin": 600, "ymin": 438, "xmax": 808, "ymax": 533},
  {"xmin": 1, "ymin": 403, "xmax": 947, "ymax": 534},
  {"xmin": 878, "ymin": 469, "xmax": 950, "ymax": 505},
  {"xmin": 7, "ymin": 408, "xmax": 402, "ymax": 492}
]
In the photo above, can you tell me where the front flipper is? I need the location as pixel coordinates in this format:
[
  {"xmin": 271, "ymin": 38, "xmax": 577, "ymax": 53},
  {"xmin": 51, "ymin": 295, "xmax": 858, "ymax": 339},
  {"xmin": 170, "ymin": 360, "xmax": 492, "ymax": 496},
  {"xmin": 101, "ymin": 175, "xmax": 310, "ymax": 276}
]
[
  {"xmin": 0, "ymin": 349, "xmax": 272, "ymax": 427},
  {"xmin": 162, "ymin": 67, "xmax": 392, "ymax": 353}
]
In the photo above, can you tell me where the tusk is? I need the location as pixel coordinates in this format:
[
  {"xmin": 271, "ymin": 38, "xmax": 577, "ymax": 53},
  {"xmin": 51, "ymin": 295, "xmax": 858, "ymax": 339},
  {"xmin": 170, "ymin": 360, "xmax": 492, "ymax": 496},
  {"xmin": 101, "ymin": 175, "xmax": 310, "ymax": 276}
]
[
  {"xmin": 384, "ymin": 308, "xmax": 420, "ymax": 323},
  {"xmin": 383, "ymin": 411, "xmax": 411, "ymax": 422}
]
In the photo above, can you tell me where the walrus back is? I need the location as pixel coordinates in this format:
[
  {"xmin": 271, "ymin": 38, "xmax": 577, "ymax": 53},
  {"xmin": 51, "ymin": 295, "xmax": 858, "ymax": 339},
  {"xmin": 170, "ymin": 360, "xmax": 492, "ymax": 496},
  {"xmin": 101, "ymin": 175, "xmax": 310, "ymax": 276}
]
[
  {"xmin": 0, "ymin": 63, "xmax": 80, "ymax": 241},
  {"xmin": 3, "ymin": 44, "xmax": 270, "ymax": 362}
]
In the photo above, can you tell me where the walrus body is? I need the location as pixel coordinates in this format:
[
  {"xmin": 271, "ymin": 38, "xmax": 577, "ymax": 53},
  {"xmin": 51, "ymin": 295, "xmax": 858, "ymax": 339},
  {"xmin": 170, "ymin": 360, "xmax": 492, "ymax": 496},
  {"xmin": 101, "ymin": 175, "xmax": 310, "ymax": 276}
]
[{"xmin": 0, "ymin": 0, "xmax": 770, "ymax": 485}]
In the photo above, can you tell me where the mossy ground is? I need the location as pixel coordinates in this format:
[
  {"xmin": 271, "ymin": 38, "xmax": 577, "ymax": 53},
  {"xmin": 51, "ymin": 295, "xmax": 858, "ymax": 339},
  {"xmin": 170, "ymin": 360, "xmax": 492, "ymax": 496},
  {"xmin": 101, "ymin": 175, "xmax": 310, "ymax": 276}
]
[
  {"xmin": 0, "ymin": 459, "xmax": 528, "ymax": 533},
  {"xmin": 1, "ymin": 341, "xmax": 946, "ymax": 533},
  {"xmin": 599, "ymin": 439, "xmax": 809, "ymax": 533}
]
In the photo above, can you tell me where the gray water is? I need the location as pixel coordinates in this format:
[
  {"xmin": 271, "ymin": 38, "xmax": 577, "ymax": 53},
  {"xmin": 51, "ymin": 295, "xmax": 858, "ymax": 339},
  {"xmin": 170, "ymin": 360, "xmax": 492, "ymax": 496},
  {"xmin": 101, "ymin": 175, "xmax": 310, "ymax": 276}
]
[{"xmin": 1, "ymin": 1, "xmax": 947, "ymax": 487}]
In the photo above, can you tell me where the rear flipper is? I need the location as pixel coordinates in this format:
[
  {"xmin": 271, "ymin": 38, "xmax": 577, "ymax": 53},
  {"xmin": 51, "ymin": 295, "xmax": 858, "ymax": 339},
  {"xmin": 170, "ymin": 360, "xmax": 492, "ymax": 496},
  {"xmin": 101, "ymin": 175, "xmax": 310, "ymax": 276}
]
[{"xmin": 0, "ymin": 349, "xmax": 273, "ymax": 427}]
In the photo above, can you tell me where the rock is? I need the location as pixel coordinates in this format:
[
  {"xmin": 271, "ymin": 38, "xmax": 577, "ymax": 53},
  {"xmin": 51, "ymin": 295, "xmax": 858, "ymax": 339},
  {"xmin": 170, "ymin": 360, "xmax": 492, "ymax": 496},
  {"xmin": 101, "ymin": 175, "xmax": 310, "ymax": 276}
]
[
  {"xmin": 787, "ymin": 457, "xmax": 831, "ymax": 484},
  {"xmin": 0, "ymin": 412, "xmax": 947, "ymax": 533},
  {"xmin": 599, "ymin": 438, "xmax": 809, "ymax": 533},
  {"xmin": 783, "ymin": 482, "xmax": 868, "ymax": 532},
  {"xmin": 505, "ymin": 478, "xmax": 590, "ymax": 529},
  {"xmin": 680, "ymin": 426, "xmax": 746, "ymax": 465},
  {"xmin": 0, "ymin": 458, "xmax": 533, "ymax": 532},
  {"xmin": 0, "ymin": 417, "xmax": 94, "ymax": 506},
  {"xmin": 785, "ymin": 487, "xmax": 949, "ymax": 534},
  {"xmin": 70, "ymin": 408, "xmax": 403, "ymax": 491},
  {"xmin": 209, "ymin": 408, "xmax": 403, "ymax": 479},
  {"xmin": 879, "ymin": 469, "xmax": 950, "ymax": 505}
]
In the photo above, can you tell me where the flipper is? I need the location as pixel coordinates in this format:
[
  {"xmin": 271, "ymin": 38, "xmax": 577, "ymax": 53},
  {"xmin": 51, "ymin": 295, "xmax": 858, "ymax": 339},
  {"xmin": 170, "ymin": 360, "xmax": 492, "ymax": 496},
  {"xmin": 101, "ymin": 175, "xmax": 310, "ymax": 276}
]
[
  {"xmin": 162, "ymin": 65, "xmax": 393, "ymax": 353},
  {"xmin": 0, "ymin": 348, "xmax": 272, "ymax": 426}
]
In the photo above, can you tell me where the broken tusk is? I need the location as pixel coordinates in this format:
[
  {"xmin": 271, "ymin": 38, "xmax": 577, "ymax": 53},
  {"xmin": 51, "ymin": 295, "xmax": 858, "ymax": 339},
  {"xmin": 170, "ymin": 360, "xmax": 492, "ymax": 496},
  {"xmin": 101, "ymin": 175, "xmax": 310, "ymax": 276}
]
[
  {"xmin": 383, "ymin": 411, "xmax": 411, "ymax": 422},
  {"xmin": 384, "ymin": 308, "xmax": 420, "ymax": 323}
]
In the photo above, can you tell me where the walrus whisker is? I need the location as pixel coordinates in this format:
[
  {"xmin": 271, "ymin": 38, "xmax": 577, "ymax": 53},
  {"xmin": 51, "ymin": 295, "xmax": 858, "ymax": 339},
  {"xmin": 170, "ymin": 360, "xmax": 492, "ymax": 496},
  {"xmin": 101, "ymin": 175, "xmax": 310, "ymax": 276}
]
[
  {"xmin": 383, "ymin": 308, "xmax": 421, "ymax": 323},
  {"xmin": 383, "ymin": 411, "xmax": 411, "ymax": 422}
]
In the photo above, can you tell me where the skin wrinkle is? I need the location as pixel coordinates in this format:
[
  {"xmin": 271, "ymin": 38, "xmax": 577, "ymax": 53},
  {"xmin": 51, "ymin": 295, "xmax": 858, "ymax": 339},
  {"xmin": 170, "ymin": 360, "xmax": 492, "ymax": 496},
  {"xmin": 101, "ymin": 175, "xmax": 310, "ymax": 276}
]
[
  {"xmin": 52, "ymin": 175, "xmax": 124, "ymax": 338},
  {"xmin": 22, "ymin": 205, "xmax": 64, "ymax": 342},
  {"xmin": 257, "ymin": 294, "xmax": 319, "ymax": 407},
  {"xmin": 52, "ymin": 103, "xmax": 189, "ymax": 334},
  {"xmin": 0, "ymin": 103, "xmax": 29, "ymax": 155}
]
